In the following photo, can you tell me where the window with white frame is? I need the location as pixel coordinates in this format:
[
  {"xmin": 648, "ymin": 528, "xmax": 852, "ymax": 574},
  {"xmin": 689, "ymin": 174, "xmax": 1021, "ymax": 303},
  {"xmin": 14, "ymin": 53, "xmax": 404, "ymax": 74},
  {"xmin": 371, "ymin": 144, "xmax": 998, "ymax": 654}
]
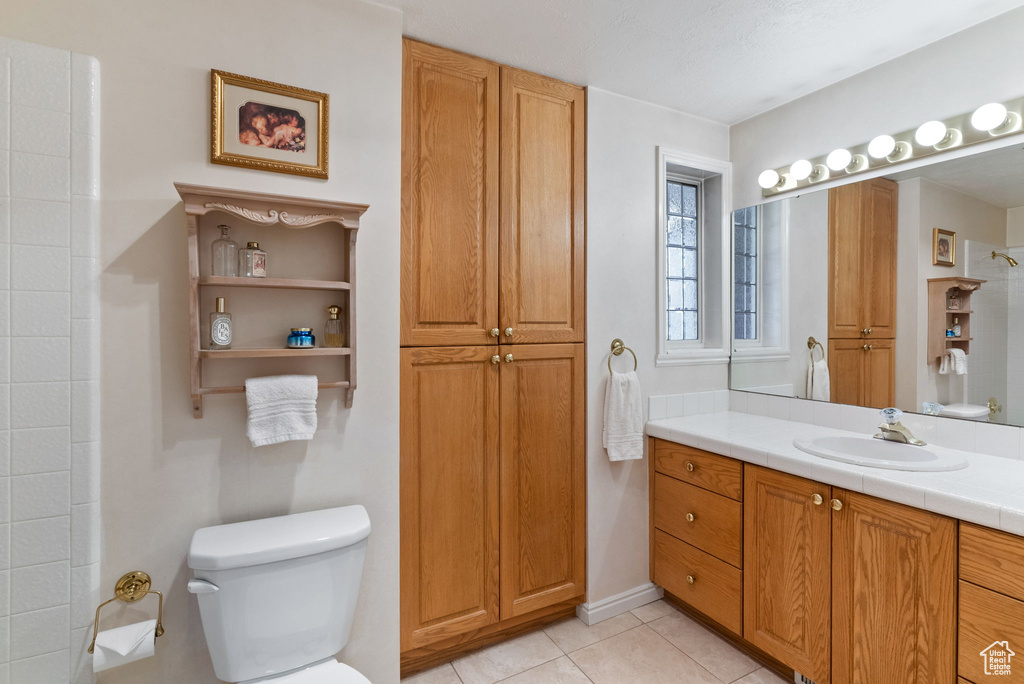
[
  {"xmin": 733, "ymin": 206, "xmax": 758, "ymax": 341},
  {"xmin": 666, "ymin": 177, "xmax": 700, "ymax": 341}
]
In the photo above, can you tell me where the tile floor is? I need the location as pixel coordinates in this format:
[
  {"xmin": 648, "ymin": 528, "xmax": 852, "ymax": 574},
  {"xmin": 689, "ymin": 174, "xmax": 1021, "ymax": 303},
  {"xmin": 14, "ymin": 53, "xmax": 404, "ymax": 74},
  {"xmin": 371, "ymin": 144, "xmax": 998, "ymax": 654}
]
[{"xmin": 402, "ymin": 600, "xmax": 790, "ymax": 684}]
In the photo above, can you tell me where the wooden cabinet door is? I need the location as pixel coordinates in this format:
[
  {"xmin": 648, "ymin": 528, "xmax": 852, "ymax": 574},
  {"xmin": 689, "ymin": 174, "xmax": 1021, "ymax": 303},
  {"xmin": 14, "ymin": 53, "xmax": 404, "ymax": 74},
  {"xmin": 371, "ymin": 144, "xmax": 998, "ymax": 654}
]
[
  {"xmin": 863, "ymin": 338, "xmax": 895, "ymax": 409},
  {"xmin": 744, "ymin": 466, "xmax": 832, "ymax": 684},
  {"xmin": 831, "ymin": 490, "xmax": 957, "ymax": 684},
  {"xmin": 828, "ymin": 184, "xmax": 865, "ymax": 339},
  {"xmin": 401, "ymin": 40, "xmax": 499, "ymax": 346},
  {"xmin": 499, "ymin": 68, "xmax": 585, "ymax": 344},
  {"xmin": 499, "ymin": 343, "xmax": 586, "ymax": 617},
  {"xmin": 860, "ymin": 179, "xmax": 898, "ymax": 338},
  {"xmin": 828, "ymin": 339, "xmax": 866, "ymax": 407},
  {"xmin": 400, "ymin": 346, "xmax": 500, "ymax": 650}
]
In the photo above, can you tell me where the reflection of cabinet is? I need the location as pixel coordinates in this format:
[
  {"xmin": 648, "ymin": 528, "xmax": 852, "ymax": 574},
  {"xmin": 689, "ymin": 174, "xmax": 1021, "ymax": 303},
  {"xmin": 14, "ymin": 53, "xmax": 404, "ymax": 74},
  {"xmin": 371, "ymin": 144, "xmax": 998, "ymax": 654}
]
[
  {"xmin": 827, "ymin": 179, "xmax": 897, "ymax": 407},
  {"xmin": 828, "ymin": 338, "xmax": 894, "ymax": 408}
]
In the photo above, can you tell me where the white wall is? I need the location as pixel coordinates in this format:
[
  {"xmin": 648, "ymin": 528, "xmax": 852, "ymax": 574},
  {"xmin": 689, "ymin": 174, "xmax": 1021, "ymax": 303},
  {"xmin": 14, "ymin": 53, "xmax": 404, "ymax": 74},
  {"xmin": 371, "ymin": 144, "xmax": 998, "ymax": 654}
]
[
  {"xmin": 585, "ymin": 88, "xmax": 729, "ymax": 605},
  {"xmin": 730, "ymin": 6, "xmax": 1024, "ymax": 209},
  {"xmin": 2, "ymin": 1, "xmax": 402, "ymax": 682}
]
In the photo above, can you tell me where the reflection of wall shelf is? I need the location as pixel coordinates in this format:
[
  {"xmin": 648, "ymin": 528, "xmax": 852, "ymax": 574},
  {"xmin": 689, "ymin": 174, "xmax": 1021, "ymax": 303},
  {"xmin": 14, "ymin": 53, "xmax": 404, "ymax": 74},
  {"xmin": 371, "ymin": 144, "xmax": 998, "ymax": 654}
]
[
  {"xmin": 927, "ymin": 277, "xmax": 985, "ymax": 363},
  {"xmin": 176, "ymin": 183, "xmax": 369, "ymax": 418}
]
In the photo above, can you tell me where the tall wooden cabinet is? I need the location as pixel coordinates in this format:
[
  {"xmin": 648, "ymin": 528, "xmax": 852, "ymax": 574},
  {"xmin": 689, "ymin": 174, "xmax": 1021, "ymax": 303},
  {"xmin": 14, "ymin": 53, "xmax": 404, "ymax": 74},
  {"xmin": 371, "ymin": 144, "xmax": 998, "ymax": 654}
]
[
  {"xmin": 400, "ymin": 39, "xmax": 586, "ymax": 672},
  {"xmin": 827, "ymin": 178, "xmax": 898, "ymax": 407}
]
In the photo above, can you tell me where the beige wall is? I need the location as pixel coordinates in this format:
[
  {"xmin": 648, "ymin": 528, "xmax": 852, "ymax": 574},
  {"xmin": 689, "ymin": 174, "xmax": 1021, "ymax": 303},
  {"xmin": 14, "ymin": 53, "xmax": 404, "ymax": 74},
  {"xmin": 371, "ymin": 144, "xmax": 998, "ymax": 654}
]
[
  {"xmin": 1008, "ymin": 206, "xmax": 1024, "ymax": 247},
  {"xmin": 3, "ymin": 1, "xmax": 402, "ymax": 682},
  {"xmin": 585, "ymin": 88, "xmax": 730, "ymax": 605}
]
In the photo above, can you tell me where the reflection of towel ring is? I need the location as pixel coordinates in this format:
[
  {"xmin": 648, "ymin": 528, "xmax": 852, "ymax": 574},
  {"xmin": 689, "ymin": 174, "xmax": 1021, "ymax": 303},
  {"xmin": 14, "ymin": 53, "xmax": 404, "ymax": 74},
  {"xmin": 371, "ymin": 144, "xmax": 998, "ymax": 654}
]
[
  {"xmin": 608, "ymin": 338, "xmax": 638, "ymax": 375},
  {"xmin": 807, "ymin": 336, "xmax": 825, "ymax": 361}
]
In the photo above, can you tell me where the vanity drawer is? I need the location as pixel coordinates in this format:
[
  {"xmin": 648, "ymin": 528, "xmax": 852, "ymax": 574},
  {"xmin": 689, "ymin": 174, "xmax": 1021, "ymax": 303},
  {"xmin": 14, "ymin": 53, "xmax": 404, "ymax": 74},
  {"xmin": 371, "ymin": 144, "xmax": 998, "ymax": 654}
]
[
  {"xmin": 654, "ymin": 473, "xmax": 742, "ymax": 567},
  {"xmin": 652, "ymin": 439, "xmax": 743, "ymax": 501},
  {"xmin": 959, "ymin": 581, "xmax": 1024, "ymax": 683},
  {"xmin": 960, "ymin": 522, "xmax": 1024, "ymax": 601},
  {"xmin": 653, "ymin": 529, "xmax": 742, "ymax": 634}
]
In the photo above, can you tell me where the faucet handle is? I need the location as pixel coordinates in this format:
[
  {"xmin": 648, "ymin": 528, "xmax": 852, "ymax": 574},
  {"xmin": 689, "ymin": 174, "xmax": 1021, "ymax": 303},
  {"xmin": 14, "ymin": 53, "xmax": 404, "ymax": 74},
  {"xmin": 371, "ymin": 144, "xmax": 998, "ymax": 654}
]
[{"xmin": 880, "ymin": 407, "xmax": 903, "ymax": 425}]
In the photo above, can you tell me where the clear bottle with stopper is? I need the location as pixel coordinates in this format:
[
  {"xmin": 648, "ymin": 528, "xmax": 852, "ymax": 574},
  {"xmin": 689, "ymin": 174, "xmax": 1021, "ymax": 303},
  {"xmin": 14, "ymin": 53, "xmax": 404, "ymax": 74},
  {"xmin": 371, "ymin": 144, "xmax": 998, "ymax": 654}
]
[
  {"xmin": 209, "ymin": 297, "xmax": 232, "ymax": 350},
  {"xmin": 238, "ymin": 242, "xmax": 267, "ymax": 278},
  {"xmin": 211, "ymin": 225, "xmax": 238, "ymax": 277},
  {"xmin": 323, "ymin": 304, "xmax": 346, "ymax": 348},
  {"xmin": 952, "ymin": 317, "xmax": 961, "ymax": 337}
]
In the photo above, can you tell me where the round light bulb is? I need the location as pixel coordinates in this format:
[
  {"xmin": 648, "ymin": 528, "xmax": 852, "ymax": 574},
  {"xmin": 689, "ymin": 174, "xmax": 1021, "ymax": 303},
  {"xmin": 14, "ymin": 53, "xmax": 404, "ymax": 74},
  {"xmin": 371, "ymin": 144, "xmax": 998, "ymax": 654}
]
[
  {"xmin": 826, "ymin": 149, "xmax": 852, "ymax": 171},
  {"xmin": 972, "ymin": 103, "xmax": 1009, "ymax": 132},
  {"xmin": 758, "ymin": 169, "xmax": 781, "ymax": 189},
  {"xmin": 790, "ymin": 159, "xmax": 812, "ymax": 181},
  {"xmin": 868, "ymin": 135, "xmax": 896, "ymax": 159},
  {"xmin": 915, "ymin": 120, "xmax": 948, "ymax": 147}
]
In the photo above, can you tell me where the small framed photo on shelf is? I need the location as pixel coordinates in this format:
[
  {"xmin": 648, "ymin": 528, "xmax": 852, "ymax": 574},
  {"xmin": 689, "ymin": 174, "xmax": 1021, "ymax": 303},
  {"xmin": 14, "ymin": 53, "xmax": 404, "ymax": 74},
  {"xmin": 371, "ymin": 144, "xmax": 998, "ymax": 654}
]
[
  {"xmin": 210, "ymin": 69, "xmax": 329, "ymax": 179},
  {"xmin": 933, "ymin": 228, "xmax": 956, "ymax": 267},
  {"xmin": 947, "ymin": 291, "xmax": 962, "ymax": 311}
]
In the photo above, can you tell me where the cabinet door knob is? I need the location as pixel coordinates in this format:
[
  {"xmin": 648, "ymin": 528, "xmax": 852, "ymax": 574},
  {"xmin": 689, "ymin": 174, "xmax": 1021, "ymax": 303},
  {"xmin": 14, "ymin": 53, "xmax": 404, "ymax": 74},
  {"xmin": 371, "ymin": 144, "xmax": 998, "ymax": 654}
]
[
  {"xmin": 490, "ymin": 328, "xmax": 500, "ymax": 338},
  {"xmin": 861, "ymin": 328, "xmax": 873, "ymax": 335},
  {"xmin": 686, "ymin": 462, "xmax": 695, "ymax": 472},
  {"xmin": 686, "ymin": 575, "xmax": 696, "ymax": 585},
  {"xmin": 491, "ymin": 355, "xmax": 500, "ymax": 365},
  {"xmin": 831, "ymin": 498, "xmax": 843, "ymax": 511},
  {"xmin": 685, "ymin": 513, "xmax": 695, "ymax": 523},
  {"xmin": 504, "ymin": 327, "xmax": 514, "ymax": 337},
  {"xmin": 504, "ymin": 354, "xmax": 514, "ymax": 363},
  {"xmin": 862, "ymin": 344, "xmax": 874, "ymax": 351},
  {"xmin": 812, "ymin": 493, "xmax": 823, "ymax": 505}
]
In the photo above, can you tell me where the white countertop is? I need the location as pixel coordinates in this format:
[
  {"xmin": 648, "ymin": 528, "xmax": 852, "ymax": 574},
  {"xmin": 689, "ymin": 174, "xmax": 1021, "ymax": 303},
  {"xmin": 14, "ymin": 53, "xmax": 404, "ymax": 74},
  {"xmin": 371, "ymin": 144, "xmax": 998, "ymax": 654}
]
[{"xmin": 646, "ymin": 411, "xmax": 1024, "ymax": 537}]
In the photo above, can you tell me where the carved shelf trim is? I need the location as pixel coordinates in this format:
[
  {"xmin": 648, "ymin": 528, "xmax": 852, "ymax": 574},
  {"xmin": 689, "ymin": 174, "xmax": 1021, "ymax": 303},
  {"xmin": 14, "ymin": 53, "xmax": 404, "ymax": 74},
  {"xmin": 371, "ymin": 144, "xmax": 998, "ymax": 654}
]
[{"xmin": 201, "ymin": 203, "xmax": 356, "ymax": 229}]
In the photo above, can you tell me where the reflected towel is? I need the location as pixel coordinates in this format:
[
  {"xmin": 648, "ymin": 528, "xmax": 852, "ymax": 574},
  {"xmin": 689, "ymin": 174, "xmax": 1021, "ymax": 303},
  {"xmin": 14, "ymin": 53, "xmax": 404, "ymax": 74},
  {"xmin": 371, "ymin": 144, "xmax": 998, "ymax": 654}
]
[
  {"xmin": 603, "ymin": 370, "xmax": 643, "ymax": 461},
  {"xmin": 939, "ymin": 348, "xmax": 967, "ymax": 375},
  {"xmin": 245, "ymin": 375, "xmax": 318, "ymax": 447},
  {"xmin": 806, "ymin": 357, "xmax": 831, "ymax": 401}
]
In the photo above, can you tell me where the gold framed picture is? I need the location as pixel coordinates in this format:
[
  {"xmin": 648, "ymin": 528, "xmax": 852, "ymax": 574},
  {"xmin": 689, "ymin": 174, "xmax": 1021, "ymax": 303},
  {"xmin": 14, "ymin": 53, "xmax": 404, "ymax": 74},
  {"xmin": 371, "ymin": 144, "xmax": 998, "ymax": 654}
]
[
  {"xmin": 210, "ymin": 70, "xmax": 328, "ymax": 179},
  {"xmin": 933, "ymin": 228, "xmax": 956, "ymax": 267}
]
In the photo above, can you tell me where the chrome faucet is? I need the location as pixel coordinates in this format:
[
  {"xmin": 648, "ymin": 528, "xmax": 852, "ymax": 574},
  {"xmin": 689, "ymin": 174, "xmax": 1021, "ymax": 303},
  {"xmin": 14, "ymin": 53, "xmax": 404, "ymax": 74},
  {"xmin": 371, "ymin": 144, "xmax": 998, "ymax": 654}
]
[{"xmin": 873, "ymin": 408, "xmax": 926, "ymax": 446}]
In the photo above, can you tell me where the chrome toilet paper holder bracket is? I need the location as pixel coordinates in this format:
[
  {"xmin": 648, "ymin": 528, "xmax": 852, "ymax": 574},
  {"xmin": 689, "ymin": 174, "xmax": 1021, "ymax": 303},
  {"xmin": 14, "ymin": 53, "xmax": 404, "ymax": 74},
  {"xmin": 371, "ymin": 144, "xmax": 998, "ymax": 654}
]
[{"xmin": 89, "ymin": 570, "xmax": 165, "ymax": 654}]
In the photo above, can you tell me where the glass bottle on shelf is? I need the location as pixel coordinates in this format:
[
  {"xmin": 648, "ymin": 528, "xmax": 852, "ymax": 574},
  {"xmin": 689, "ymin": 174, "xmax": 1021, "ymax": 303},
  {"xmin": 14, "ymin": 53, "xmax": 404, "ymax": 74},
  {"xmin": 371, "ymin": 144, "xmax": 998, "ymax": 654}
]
[
  {"xmin": 323, "ymin": 305, "xmax": 345, "ymax": 348},
  {"xmin": 952, "ymin": 317, "xmax": 962, "ymax": 337},
  {"xmin": 211, "ymin": 225, "xmax": 238, "ymax": 277},
  {"xmin": 209, "ymin": 297, "xmax": 232, "ymax": 350},
  {"xmin": 238, "ymin": 242, "xmax": 268, "ymax": 278}
]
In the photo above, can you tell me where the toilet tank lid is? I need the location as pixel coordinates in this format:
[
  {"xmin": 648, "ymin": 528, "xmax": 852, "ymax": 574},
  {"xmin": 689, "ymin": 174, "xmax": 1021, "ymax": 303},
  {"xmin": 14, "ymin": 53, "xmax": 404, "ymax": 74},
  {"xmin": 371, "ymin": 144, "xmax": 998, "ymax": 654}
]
[
  {"xmin": 188, "ymin": 505, "xmax": 370, "ymax": 571},
  {"xmin": 940, "ymin": 403, "xmax": 990, "ymax": 419}
]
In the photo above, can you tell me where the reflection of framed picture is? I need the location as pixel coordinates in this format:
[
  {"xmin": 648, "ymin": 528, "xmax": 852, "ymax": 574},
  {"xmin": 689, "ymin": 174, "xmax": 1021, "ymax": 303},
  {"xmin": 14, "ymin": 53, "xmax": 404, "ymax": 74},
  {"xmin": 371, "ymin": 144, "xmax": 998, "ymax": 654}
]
[
  {"xmin": 211, "ymin": 70, "xmax": 328, "ymax": 179},
  {"xmin": 933, "ymin": 228, "xmax": 956, "ymax": 267}
]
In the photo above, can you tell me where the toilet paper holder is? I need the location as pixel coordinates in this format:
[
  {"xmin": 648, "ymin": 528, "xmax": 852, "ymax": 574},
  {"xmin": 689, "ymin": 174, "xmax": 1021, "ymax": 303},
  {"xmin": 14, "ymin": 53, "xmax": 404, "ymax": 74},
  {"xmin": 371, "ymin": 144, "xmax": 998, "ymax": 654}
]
[{"xmin": 88, "ymin": 571, "xmax": 165, "ymax": 654}]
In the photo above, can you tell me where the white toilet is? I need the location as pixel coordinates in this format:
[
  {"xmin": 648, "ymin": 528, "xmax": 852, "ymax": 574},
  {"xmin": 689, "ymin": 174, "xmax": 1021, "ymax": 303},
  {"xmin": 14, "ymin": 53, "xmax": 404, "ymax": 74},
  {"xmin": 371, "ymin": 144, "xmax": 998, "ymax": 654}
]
[{"xmin": 187, "ymin": 506, "xmax": 372, "ymax": 684}]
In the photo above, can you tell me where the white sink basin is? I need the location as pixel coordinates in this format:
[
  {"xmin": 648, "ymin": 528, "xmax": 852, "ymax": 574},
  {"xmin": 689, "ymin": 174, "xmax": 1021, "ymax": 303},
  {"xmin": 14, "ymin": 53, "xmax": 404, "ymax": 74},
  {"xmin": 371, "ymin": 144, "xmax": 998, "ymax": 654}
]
[{"xmin": 794, "ymin": 436, "xmax": 968, "ymax": 472}]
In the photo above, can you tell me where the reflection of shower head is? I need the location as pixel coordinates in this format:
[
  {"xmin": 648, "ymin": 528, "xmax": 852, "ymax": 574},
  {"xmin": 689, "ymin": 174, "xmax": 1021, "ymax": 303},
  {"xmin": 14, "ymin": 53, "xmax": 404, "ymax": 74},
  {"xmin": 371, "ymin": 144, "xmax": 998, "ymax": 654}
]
[{"xmin": 992, "ymin": 251, "xmax": 1019, "ymax": 267}]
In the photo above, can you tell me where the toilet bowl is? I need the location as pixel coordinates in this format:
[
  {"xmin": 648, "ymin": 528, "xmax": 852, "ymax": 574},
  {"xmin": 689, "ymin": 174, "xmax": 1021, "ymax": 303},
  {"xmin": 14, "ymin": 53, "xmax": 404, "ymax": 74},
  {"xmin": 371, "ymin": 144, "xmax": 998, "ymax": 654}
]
[
  {"xmin": 939, "ymin": 403, "xmax": 990, "ymax": 422},
  {"xmin": 187, "ymin": 506, "xmax": 372, "ymax": 683}
]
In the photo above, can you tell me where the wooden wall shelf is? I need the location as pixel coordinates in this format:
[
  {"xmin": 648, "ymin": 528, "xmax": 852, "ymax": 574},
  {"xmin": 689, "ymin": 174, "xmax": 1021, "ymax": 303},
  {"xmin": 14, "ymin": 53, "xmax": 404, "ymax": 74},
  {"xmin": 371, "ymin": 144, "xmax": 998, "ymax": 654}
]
[
  {"xmin": 176, "ymin": 183, "xmax": 368, "ymax": 418},
  {"xmin": 927, "ymin": 277, "xmax": 985, "ymax": 364}
]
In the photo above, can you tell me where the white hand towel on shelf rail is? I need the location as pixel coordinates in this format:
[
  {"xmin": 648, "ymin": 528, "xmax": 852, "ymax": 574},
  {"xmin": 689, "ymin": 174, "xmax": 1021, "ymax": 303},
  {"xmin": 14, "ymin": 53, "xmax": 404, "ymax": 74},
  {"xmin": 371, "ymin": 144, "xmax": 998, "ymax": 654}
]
[
  {"xmin": 603, "ymin": 370, "xmax": 643, "ymax": 461},
  {"xmin": 939, "ymin": 348, "xmax": 967, "ymax": 375},
  {"xmin": 245, "ymin": 375, "xmax": 318, "ymax": 447},
  {"xmin": 806, "ymin": 356, "xmax": 831, "ymax": 401}
]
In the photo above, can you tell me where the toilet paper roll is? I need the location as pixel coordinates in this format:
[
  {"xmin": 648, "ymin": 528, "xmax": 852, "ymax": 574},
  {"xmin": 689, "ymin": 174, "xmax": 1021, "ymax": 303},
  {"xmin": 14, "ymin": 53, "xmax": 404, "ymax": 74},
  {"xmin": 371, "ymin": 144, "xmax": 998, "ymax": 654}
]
[{"xmin": 93, "ymin": 619, "xmax": 157, "ymax": 672}]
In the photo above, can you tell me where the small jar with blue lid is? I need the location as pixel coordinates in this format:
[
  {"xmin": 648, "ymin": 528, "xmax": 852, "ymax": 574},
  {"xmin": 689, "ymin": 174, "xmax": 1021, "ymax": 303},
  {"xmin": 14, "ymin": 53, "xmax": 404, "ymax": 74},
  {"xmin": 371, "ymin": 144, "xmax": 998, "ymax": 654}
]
[{"xmin": 287, "ymin": 328, "xmax": 316, "ymax": 349}]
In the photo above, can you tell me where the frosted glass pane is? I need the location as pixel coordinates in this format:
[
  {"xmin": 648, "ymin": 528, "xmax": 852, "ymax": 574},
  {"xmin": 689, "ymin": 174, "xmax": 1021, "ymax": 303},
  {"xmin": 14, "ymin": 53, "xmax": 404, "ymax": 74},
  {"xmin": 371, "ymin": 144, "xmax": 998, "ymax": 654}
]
[
  {"xmin": 683, "ymin": 311, "xmax": 698, "ymax": 340},
  {"xmin": 683, "ymin": 248, "xmax": 697, "ymax": 278},
  {"xmin": 668, "ymin": 311, "xmax": 683, "ymax": 340},
  {"xmin": 734, "ymin": 286, "xmax": 744, "ymax": 312},
  {"xmin": 668, "ymin": 247, "xmax": 683, "ymax": 277},
  {"xmin": 747, "ymin": 256, "xmax": 757, "ymax": 284},
  {"xmin": 683, "ymin": 279, "xmax": 697, "ymax": 309},
  {"xmin": 734, "ymin": 313, "xmax": 747, "ymax": 339},
  {"xmin": 683, "ymin": 218, "xmax": 697, "ymax": 247},
  {"xmin": 668, "ymin": 216, "xmax": 683, "ymax": 246},
  {"xmin": 734, "ymin": 254, "xmax": 746, "ymax": 282},
  {"xmin": 746, "ymin": 228, "xmax": 757, "ymax": 255},
  {"xmin": 668, "ymin": 279, "xmax": 683, "ymax": 309},
  {"xmin": 682, "ymin": 186, "xmax": 697, "ymax": 217},
  {"xmin": 668, "ymin": 183, "xmax": 682, "ymax": 214},
  {"xmin": 746, "ymin": 313, "xmax": 757, "ymax": 338},
  {"xmin": 745, "ymin": 285, "xmax": 756, "ymax": 311}
]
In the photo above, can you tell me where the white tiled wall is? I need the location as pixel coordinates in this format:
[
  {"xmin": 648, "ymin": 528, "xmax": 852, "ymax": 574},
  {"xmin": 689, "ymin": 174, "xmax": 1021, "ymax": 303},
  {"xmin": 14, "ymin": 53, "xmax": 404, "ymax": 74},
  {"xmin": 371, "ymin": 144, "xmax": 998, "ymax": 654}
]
[
  {"xmin": 965, "ymin": 240, "xmax": 1009, "ymax": 415},
  {"xmin": 0, "ymin": 38, "xmax": 100, "ymax": 684},
  {"xmin": 1007, "ymin": 246, "xmax": 1024, "ymax": 426}
]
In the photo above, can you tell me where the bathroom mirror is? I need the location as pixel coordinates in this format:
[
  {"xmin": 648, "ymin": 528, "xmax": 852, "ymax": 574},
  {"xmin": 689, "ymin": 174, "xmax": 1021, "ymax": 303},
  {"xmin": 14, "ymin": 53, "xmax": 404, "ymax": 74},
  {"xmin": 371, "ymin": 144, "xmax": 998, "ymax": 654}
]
[{"xmin": 729, "ymin": 142, "xmax": 1024, "ymax": 427}]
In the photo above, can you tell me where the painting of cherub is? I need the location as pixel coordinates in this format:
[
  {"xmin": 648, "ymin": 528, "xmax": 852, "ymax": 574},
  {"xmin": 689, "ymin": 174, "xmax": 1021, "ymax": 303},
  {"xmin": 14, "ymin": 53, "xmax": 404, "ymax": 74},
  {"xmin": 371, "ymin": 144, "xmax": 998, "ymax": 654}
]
[{"xmin": 238, "ymin": 101, "xmax": 307, "ymax": 153}]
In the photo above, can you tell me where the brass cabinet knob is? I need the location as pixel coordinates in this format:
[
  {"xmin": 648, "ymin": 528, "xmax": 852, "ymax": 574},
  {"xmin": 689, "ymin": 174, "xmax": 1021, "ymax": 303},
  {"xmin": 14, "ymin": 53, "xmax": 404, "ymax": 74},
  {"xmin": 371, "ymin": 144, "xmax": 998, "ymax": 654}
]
[
  {"xmin": 831, "ymin": 498, "xmax": 843, "ymax": 511},
  {"xmin": 504, "ymin": 354, "xmax": 514, "ymax": 363},
  {"xmin": 490, "ymin": 328, "xmax": 500, "ymax": 338},
  {"xmin": 686, "ymin": 462, "xmax": 695, "ymax": 472},
  {"xmin": 861, "ymin": 328, "xmax": 873, "ymax": 335},
  {"xmin": 504, "ymin": 327, "xmax": 514, "ymax": 337},
  {"xmin": 686, "ymin": 575, "xmax": 695, "ymax": 585},
  {"xmin": 491, "ymin": 355, "xmax": 500, "ymax": 364},
  {"xmin": 685, "ymin": 513, "xmax": 695, "ymax": 523},
  {"xmin": 812, "ymin": 493, "xmax": 823, "ymax": 506},
  {"xmin": 862, "ymin": 344, "xmax": 874, "ymax": 351}
]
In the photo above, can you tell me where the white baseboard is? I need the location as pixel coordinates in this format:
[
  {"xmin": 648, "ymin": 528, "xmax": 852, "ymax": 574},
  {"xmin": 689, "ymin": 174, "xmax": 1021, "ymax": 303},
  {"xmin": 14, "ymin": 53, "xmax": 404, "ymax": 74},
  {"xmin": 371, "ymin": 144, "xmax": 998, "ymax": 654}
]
[{"xmin": 576, "ymin": 583, "xmax": 664, "ymax": 625}]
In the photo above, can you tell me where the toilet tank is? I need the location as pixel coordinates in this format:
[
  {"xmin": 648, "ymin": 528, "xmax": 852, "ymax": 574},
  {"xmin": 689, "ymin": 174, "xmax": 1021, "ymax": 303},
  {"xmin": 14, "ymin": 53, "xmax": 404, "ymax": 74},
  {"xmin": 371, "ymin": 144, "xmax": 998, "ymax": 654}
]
[{"xmin": 188, "ymin": 506, "xmax": 370, "ymax": 683}]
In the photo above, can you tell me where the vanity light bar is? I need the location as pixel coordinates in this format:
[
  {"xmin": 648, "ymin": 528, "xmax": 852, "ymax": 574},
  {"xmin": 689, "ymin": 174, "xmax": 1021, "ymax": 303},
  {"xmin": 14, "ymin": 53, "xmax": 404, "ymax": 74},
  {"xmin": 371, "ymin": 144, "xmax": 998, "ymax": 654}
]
[{"xmin": 759, "ymin": 97, "xmax": 1024, "ymax": 196}]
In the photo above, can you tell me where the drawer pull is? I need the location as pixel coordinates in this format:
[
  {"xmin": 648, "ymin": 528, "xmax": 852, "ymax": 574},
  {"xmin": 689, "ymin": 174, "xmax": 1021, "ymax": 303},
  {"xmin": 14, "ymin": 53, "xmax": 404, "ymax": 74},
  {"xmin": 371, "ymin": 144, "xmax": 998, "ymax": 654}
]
[
  {"xmin": 685, "ymin": 512, "xmax": 695, "ymax": 523},
  {"xmin": 686, "ymin": 462, "xmax": 695, "ymax": 472},
  {"xmin": 686, "ymin": 575, "xmax": 696, "ymax": 585},
  {"xmin": 831, "ymin": 498, "xmax": 843, "ymax": 511},
  {"xmin": 812, "ymin": 493, "xmax": 823, "ymax": 505}
]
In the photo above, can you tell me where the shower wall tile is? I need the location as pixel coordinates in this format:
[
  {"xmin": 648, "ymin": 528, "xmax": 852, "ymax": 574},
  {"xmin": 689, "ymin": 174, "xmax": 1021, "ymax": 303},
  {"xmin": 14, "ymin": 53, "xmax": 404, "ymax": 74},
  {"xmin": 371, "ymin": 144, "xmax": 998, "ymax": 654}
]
[
  {"xmin": 11, "ymin": 427, "xmax": 69, "ymax": 475},
  {"xmin": 9, "ymin": 153, "xmax": 69, "ymax": 203},
  {"xmin": 9, "ymin": 605, "xmax": 69, "ymax": 660},
  {"xmin": 9, "ymin": 107, "xmax": 69, "ymax": 158},
  {"xmin": 11, "ymin": 472, "xmax": 69, "ymax": 521},
  {"xmin": 10, "ymin": 291, "xmax": 68, "ymax": 337},
  {"xmin": 11, "ymin": 198, "xmax": 71, "ymax": 248},
  {"xmin": 11, "ymin": 337, "xmax": 69, "ymax": 382},
  {"xmin": 11, "ymin": 516, "xmax": 69, "ymax": 568},
  {"xmin": 11, "ymin": 561, "xmax": 68, "ymax": 614}
]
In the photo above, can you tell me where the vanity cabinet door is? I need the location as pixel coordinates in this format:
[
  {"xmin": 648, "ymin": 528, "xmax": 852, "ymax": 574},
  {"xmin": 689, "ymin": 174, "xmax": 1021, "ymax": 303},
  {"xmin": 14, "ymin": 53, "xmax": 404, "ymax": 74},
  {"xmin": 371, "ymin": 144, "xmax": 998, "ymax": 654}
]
[
  {"xmin": 828, "ymin": 338, "xmax": 894, "ymax": 409},
  {"xmin": 744, "ymin": 466, "xmax": 832, "ymax": 684},
  {"xmin": 499, "ymin": 67, "xmax": 585, "ymax": 344},
  {"xmin": 862, "ymin": 339, "xmax": 895, "ymax": 408},
  {"xmin": 400, "ymin": 347, "xmax": 500, "ymax": 650},
  {"xmin": 828, "ymin": 183, "xmax": 866, "ymax": 340},
  {"xmin": 499, "ymin": 343, "xmax": 586, "ymax": 617},
  {"xmin": 831, "ymin": 490, "xmax": 957, "ymax": 684},
  {"xmin": 401, "ymin": 40, "xmax": 500, "ymax": 346}
]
